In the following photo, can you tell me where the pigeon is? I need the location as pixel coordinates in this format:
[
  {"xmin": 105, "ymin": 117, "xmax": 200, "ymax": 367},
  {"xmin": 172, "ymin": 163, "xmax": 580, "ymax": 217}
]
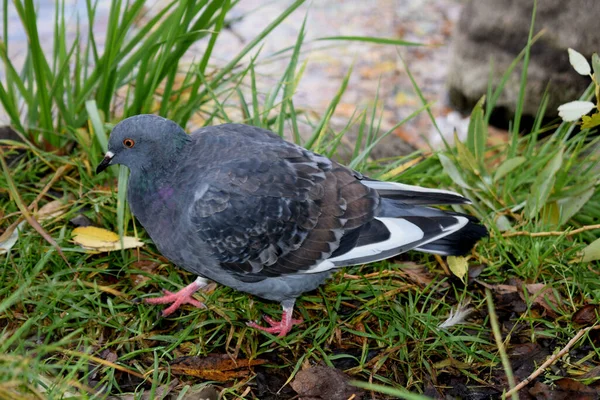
[{"xmin": 96, "ymin": 115, "xmax": 487, "ymax": 337}]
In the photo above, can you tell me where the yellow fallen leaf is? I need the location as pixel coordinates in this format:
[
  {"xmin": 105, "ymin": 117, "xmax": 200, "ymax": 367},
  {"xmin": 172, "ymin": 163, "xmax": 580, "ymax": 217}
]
[
  {"xmin": 72, "ymin": 226, "xmax": 144, "ymax": 252},
  {"xmin": 447, "ymin": 256, "xmax": 468, "ymax": 283}
]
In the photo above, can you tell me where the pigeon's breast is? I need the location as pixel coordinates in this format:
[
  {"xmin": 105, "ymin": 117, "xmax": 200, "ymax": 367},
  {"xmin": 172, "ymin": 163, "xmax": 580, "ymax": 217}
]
[{"xmin": 128, "ymin": 179, "xmax": 182, "ymax": 244}]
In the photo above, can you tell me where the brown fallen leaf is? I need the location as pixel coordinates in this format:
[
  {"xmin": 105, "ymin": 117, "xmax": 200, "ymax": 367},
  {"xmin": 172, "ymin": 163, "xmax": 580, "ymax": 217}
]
[
  {"xmin": 170, "ymin": 354, "xmax": 266, "ymax": 382},
  {"xmin": 579, "ymin": 365, "xmax": 600, "ymax": 380},
  {"xmin": 127, "ymin": 260, "xmax": 160, "ymax": 286},
  {"xmin": 525, "ymin": 283, "xmax": 562, "ymax": 316},
  {"xmin": 476, "ymin": 280, "xmax": 563, "ymax": 317},
  {"xmin": 555, "ymin": 377, "xmax": 599, "ymax": 394},
  {"xmin": 36, "ymin": 198, "xmax": 71, "ymax": 221},
  {"xmin": 572, "ymin": 304, "xmax": 599, "ymax": 326},
  {"xmin": 290, "ymin": 366, "xmax": 364, "ymax": 400},
  {"xmin": 72, "ymin": 226, "xmax": 144, "ymax": 252},
  {"xmin": 398, "ymin": 264, "xmax": 448, "ymax": 288}
]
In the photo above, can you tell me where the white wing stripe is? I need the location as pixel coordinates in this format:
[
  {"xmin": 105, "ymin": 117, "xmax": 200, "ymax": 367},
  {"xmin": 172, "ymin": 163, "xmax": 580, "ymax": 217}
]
[
  {"xmin": 302, "ymin": 216, "xmax": 469, "ymax": 274},
  {"xmin": 327, "ymin": 218, "xmax": 424, "ymax": 264}
]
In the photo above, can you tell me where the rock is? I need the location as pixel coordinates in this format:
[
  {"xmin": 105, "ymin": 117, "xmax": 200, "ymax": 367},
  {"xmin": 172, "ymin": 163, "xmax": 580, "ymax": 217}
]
[
  {"xmin": 175, "ymin": 385, "xmax": 219, "ymax": 400},
  {"xmin": 290, "ymin": 366, "xmax": 363, "ymax": 400},
  {"xmin": 447, "ymin": 0, "xmax": 599, "ymax": 128}
]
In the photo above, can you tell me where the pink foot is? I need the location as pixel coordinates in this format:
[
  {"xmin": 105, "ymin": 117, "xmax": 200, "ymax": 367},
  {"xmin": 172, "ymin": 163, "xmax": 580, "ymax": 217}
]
[
  {"xmin": 247, "ymin": 307, "xmax": 303, "ymax": 337},
  {"xmin": 145, "ymin": 277, "xmax": 207, "ymax": 317}
]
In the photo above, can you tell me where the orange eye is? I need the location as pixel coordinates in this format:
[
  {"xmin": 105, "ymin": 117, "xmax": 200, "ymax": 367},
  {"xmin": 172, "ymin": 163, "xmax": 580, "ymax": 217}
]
[{"xmin": 123, "ymin": 138, "xmax": 135, "ymax": 148}]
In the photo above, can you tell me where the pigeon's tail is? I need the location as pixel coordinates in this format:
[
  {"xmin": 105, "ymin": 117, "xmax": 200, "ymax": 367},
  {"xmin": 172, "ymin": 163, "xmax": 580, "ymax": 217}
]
[
  {"xmin": 359, "ymin": 180, "xmax": 471, "ymax": 205},
  {"xmin": 324, "ymin": 181, "xmax": 487, "ymax": 268}
]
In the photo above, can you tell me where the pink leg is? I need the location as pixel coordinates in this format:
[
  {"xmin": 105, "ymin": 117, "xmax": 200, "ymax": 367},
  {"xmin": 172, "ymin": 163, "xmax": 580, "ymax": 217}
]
[
  {"xmin": 145, "ymin": 277, "xmax": 208, "ymax": 317},
  {"xmin": 247, "ymin": 301, "xmax": 303, "ymax": 337}
]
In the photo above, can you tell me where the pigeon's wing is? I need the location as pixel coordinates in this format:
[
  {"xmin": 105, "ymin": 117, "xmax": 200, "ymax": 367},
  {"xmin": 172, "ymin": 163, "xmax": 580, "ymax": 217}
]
[{"xmin": 187, "ymin": 127, "xmax": 379, "ymax": 278}]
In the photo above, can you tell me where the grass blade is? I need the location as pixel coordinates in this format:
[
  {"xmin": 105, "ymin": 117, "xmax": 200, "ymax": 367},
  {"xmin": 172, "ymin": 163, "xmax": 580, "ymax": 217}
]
[
  {"xmin": 525, "ymin": 146, "xmax": 564, "ymax": 220},
  {"xmin": 509, "ymin": 0, "xmax": 538, "ymax": 157},
  {"xmin": 0, "ymin": 147, "xmax": 68, "ymax": 264}
]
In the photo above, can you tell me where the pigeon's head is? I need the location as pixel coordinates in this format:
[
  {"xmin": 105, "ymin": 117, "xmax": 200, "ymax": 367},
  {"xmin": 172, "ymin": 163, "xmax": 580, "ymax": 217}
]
[{"xmin": 96, "ymin": 115, "xmax": 190, "ymax": 174}]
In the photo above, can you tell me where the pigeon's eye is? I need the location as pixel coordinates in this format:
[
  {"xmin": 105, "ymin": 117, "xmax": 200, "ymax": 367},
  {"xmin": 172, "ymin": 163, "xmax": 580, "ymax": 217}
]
[{"xmin": 123, "ymin": 138, "xmax": 135, "ymax": 148}]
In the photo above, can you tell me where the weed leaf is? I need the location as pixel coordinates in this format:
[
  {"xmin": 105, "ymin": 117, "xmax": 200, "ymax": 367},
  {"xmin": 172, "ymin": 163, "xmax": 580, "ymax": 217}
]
[
  {"xmin": 525, "ymin": 146, "xmax": 564, "ymax": 219},
  {"xmin": 494, "ymin": 156, "xmax": 526, "ymax": 182}
]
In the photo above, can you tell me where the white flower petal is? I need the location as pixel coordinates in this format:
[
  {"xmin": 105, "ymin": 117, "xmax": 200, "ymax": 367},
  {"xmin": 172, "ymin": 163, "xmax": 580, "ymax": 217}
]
[
  {"xmin": 558, "ymin": 101, "xmax": 595, "ymax": 121},
  {"xmin": 568, "ymin": 48, "xmax": 591, "ymax": 76}
]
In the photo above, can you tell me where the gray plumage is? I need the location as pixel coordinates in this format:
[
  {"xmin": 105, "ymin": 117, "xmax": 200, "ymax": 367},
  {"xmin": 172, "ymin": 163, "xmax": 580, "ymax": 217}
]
[{"xmin": 97, "ymin": 115, "xmax": 487, "ymax": 334}]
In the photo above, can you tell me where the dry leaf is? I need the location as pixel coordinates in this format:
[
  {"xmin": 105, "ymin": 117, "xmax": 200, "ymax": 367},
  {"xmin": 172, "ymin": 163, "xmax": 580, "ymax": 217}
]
[
  {"xmin": 399, "ymin": 264, "xmax": 448, "ymax": 288},
  {"xmin": 170, "ymin": 354, "xmax": 266, "ymax": 381},
  {"xmin": 580, "ymin": 365, "xmax": 600, "ymax": 380},
  {"xmin": 555, "ymin": 377, "xmax": 599, "ymax": 394},
  {"xmin": 572, "ymin": 304, "xmax": 599, "ymax": 326},
  {"xmin": 127, "ymin": 260, "xmax": 160, "ymax": 286},
  {"xmin": 36, "ymin": 199, "xmax": 68, "ymax": 221},
  {"xmin": 525, "ymin": 283, "xmax": 562, "ymax": 316},
  {"xmin": 72, "ymin": 226, "xmax": 144, "ymax": 252},
  {"xmin": 0, "ymin": 221, "xmax": 25, "ymax": 255},
  {"xmin": 447, "ymin": 256, "xmax": 468, "ymax": 283},
  {"xmin": 477, "ymin": 280, "xmax": 563, "ymax": 316}
]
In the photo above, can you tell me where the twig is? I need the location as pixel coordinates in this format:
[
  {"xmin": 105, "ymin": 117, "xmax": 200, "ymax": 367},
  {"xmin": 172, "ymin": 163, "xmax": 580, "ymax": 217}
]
[
  {"xmin": 504, "ymin": 325, "xmax": 600, "ymax": 398},
  {"xmin": 501, "ymin": 224, "xmax": 600, "ymax": 238}
]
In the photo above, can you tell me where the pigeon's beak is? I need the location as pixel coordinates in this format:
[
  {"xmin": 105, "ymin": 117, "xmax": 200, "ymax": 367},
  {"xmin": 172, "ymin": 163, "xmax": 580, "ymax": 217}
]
[{"xmin": 96, "ymin": 151, "xmax": 114, "ymax": 174}]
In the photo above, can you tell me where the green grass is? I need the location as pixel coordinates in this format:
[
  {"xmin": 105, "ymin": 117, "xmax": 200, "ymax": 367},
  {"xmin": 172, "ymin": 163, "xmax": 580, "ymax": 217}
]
[{"xmin": 2, "ymin": 0, "xmax": 600, "ymax": 399}]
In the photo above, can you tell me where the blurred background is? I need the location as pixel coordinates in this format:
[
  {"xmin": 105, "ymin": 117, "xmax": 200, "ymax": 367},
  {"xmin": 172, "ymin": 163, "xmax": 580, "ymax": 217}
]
[{"xmin": 5, "ymin": 0, "xmax": 598, "ymax": 156}]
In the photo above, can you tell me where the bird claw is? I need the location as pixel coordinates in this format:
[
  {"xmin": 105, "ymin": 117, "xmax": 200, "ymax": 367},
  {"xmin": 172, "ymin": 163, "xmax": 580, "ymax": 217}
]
[
  {"xmin": 247, "ymin": 313, "xmax": 303, "ymax": 337},
  {"xmin": 262, "ymin": 314, "xmax": 303, "ymax": 327},
  {"xmin": 144, "ymin": 279, "xmax": 207, "ymax": 317}
]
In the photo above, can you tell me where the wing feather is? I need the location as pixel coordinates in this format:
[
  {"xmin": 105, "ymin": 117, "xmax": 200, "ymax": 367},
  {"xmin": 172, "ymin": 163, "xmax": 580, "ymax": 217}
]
[{"xmin": 187, "ymin": 125, "xmax": 379, "ymax": 280}]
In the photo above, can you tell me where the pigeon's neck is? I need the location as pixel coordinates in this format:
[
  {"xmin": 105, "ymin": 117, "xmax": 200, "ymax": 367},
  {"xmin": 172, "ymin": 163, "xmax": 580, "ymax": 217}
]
[
  {"xmin": 130, "ymin": 170, "xmax": 168, "ymax": 193},
  {"xmin": 129, "ymin": 138, "xmax": 190, "ymax": 197},
  {"xmin": 127, "ymin": 166, "xmax": 180, "ymax": 229}
]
